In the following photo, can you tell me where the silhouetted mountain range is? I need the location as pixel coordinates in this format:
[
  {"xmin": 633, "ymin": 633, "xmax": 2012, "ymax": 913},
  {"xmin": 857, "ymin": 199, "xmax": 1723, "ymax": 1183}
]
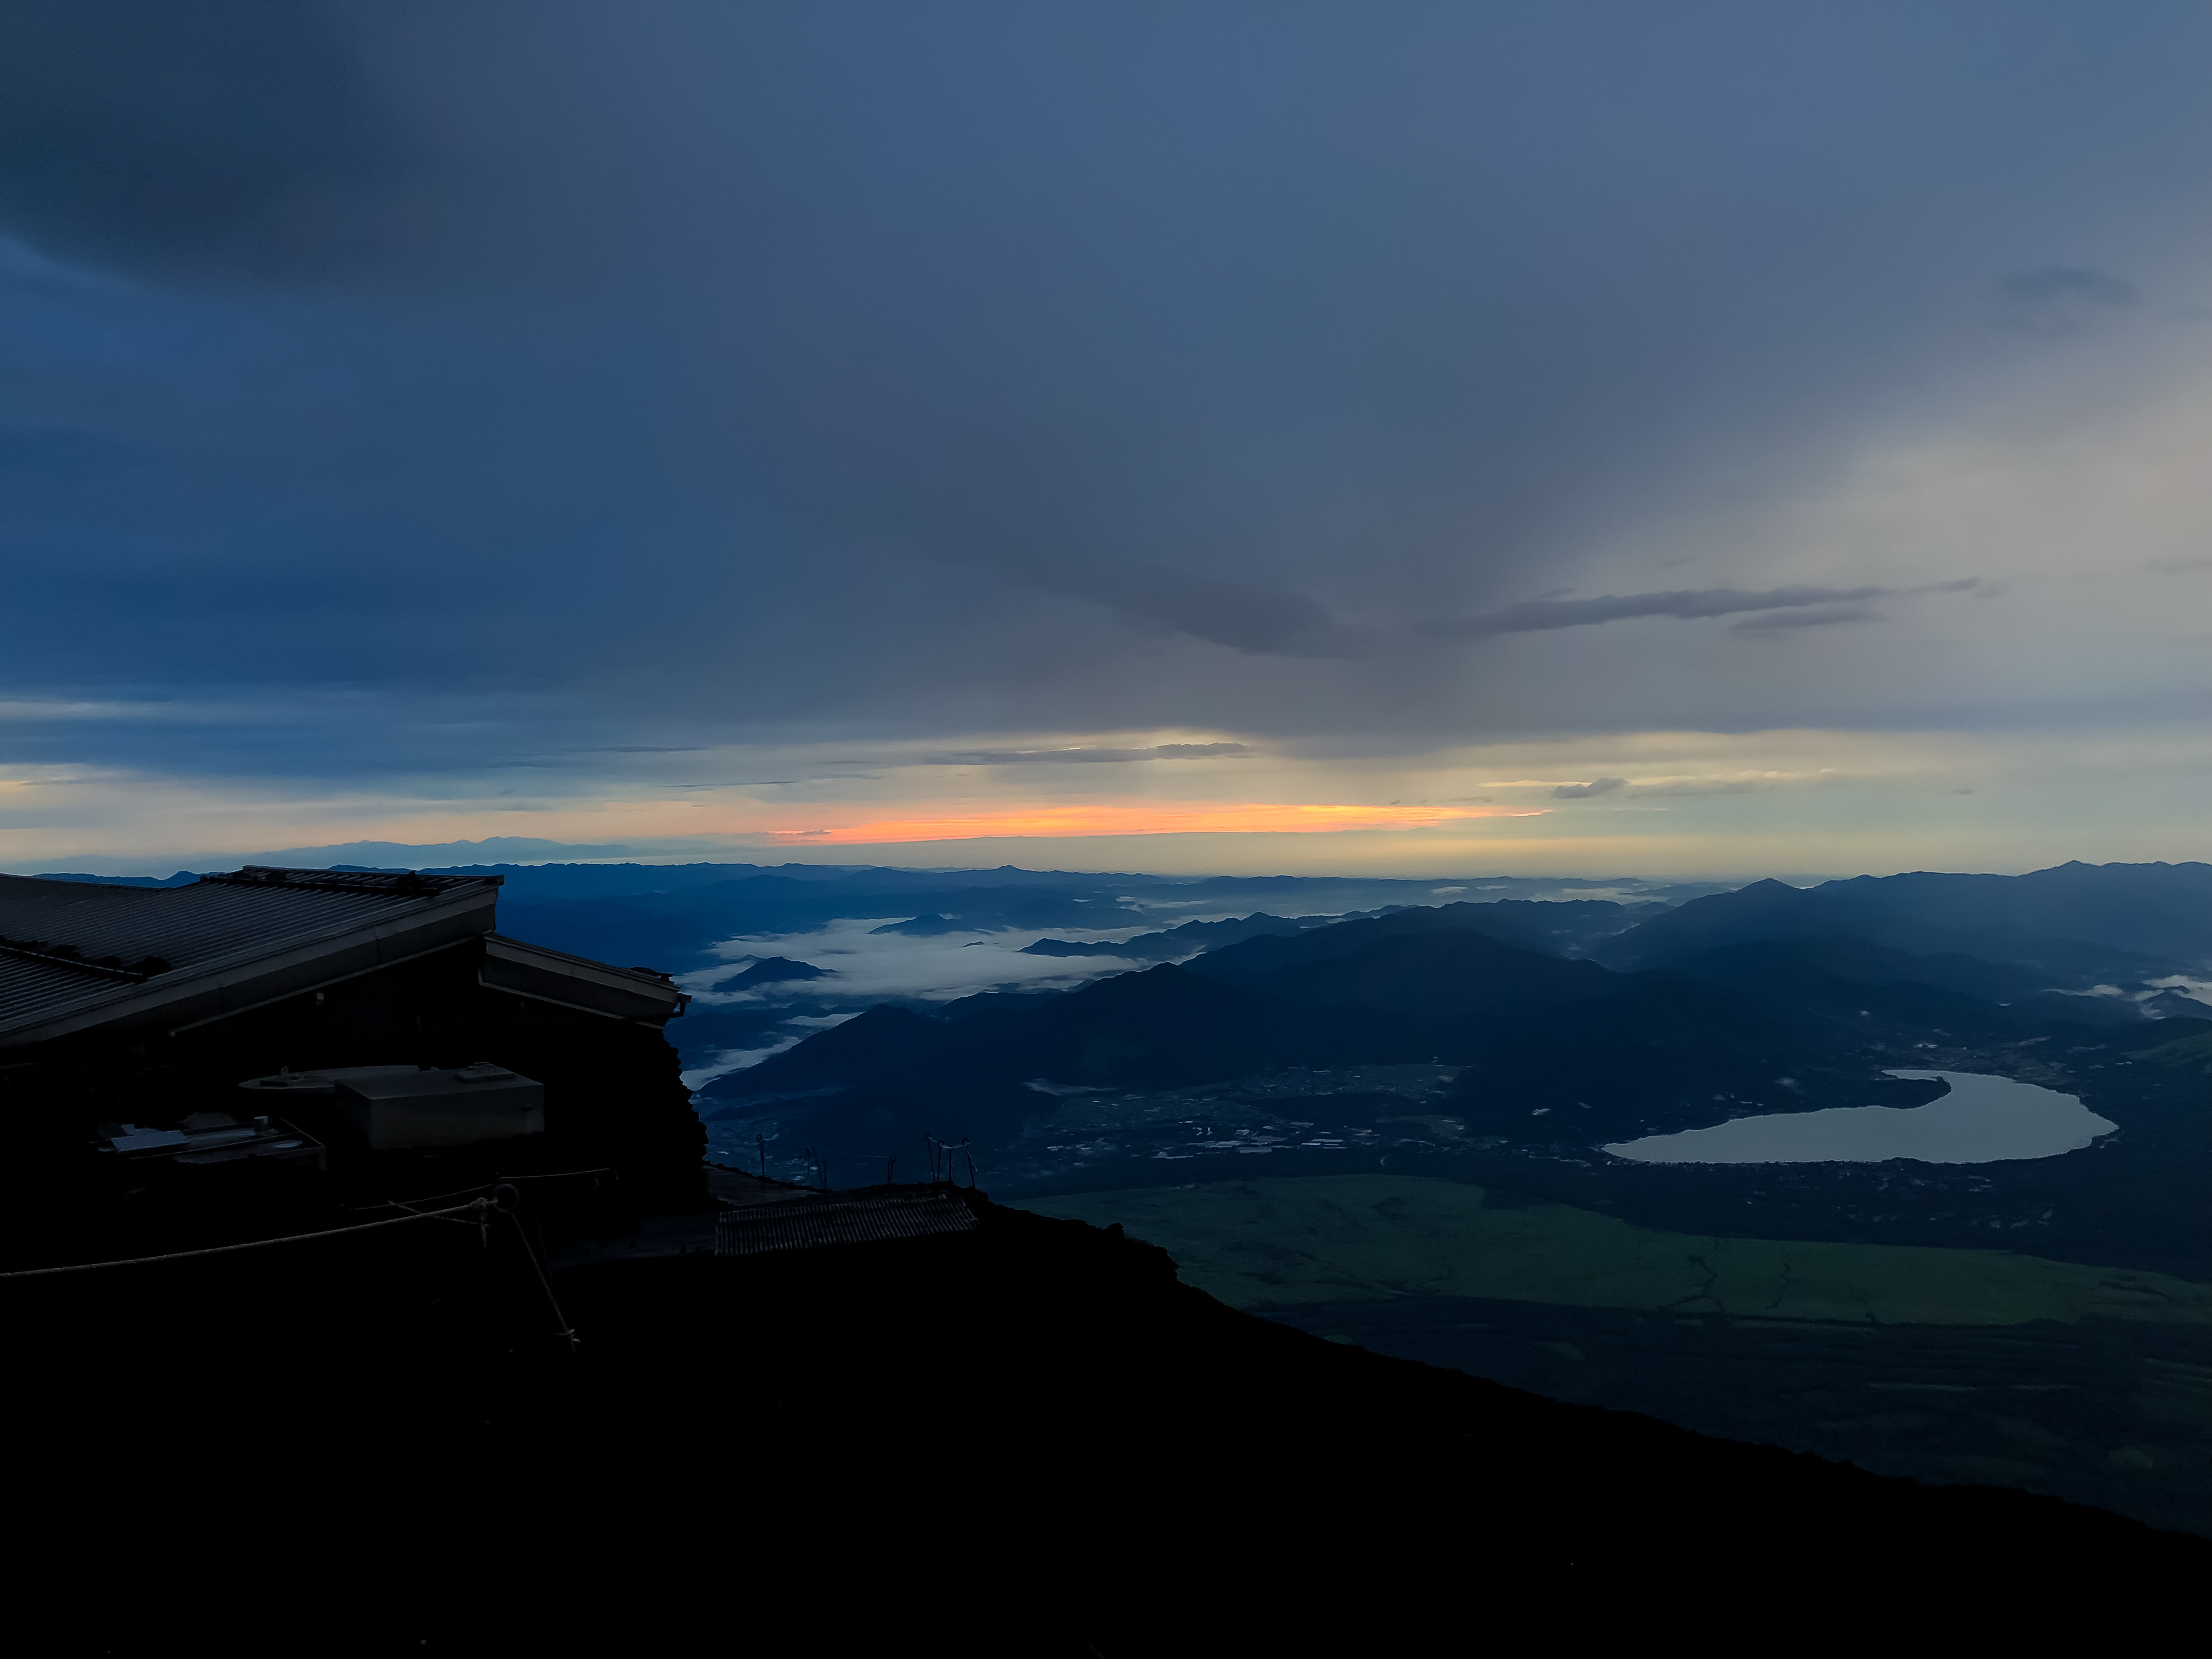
[
  {"xmin": 1020, "ymin": 911, "xmax": 1335, "ymax": 960},
  {"xmin": 697, "ymin": 859, "xmax": 2211, "ymax": 1161},
  {"xmin": 410, "ymin": 862, "xmax": 1705, "ymax": 972},
  {"xmin": 496, "ymin": 878, "xmax": 1144, "ymax": 968},
  {"xmin": 1187, "ymin": 898, "xmax": 1651, "ymax": 981},
  {"xmin": 1591, "ymin": 864, "xmax": 2212, "ymax": 978}
]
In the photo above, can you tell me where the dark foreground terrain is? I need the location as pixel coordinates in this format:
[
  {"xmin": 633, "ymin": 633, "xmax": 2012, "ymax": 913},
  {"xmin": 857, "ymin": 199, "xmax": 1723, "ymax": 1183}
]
[{"xmin": 8, "ymin": 1176, "xmax": 2203, "ymax": 1654}]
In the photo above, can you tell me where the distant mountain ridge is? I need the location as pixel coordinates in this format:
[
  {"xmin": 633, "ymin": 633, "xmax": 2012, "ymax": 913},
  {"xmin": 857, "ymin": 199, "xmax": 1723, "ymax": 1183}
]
[
  {"xmin": 1020, "ymin": 911, "xmax": 1341, "ymax": 961},
  {"xmin": 707, "ymin": 956, "xmax": 834, "ymax": 992},
  {"xmin": 1592, "ymin": 863, "xmax": 2212, "ymax": 975},
  {"xmin": 697, "ymin": 858, "xmax": 2211, "ymax": 1163},
  {"xmin": 1190, "ymin": 898, "xmax": 1654, "ymax": 977},
  {"xmin": 455, "ymin": 864, "xmax": 1703, "ymax": 973}
]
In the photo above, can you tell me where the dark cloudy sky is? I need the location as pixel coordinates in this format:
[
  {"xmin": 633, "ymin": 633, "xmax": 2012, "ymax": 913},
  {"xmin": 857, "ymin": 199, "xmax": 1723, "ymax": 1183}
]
[{"xmin": 3, "ymin": 1, "xmax": 2208, "ymax": 876}]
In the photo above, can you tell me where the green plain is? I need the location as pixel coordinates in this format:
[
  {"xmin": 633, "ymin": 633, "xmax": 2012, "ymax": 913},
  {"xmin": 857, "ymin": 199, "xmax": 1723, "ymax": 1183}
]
[{"xmin": 1012, "ymin": 1173, "xmax": 2212, "ymax": 1328}]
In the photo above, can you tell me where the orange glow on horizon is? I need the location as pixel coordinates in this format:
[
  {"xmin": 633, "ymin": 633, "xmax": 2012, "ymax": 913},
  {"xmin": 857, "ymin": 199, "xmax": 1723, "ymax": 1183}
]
[{"xmin": 759, "ymin": 802, "xmax": 1547, "ymax": 844}]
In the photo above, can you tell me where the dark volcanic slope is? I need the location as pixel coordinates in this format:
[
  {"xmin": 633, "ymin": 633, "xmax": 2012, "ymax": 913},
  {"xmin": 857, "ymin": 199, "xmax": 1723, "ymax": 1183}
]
[{"xmin": 20, "ymin": 1190, "xmax": 2199, "ymax": 1649}]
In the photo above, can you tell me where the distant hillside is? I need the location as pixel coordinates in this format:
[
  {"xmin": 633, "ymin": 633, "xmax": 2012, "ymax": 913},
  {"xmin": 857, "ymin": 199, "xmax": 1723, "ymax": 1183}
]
[
  {"xmin": 1191, "ymin": 925, "xmax": 1622, "ymax": 1022},
  {"xmin": 702, "ymin": 962, "xmax": 1431, "ymax": 1105},
  {"xmin": 1190, "ymin": 898, "xmax": 1648, "ymax": 978},
  {"xmin": 1593, "ymin": 863, "xmax": 2212, "ymax": 978},
  {"xmin": 692, "ymin": 864, "xmax": 2212, "ymax": 1166},
  {"xmin": 701, "ymin": 919, "xmax": 1850, "ymax": 1150},
  {"xmin": 707, "ymin": 956, "xmax": 834, "ymax": 992},
  {"xmin": 1020, "ymin": 911, "xmax": 1328, "ymax": 960}
]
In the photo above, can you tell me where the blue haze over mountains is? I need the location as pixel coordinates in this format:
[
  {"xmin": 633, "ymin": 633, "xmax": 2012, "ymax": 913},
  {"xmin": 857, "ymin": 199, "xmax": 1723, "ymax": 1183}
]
[{"xmin": 116, "ymin": 851, "xmax": 2192, "ymax": 1278}]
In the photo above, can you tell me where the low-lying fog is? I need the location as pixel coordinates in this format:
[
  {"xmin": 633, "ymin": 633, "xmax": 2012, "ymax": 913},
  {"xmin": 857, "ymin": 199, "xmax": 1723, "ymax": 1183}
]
[{"xmin": 673, "ymin": 914, "xmax": 1218, "ymax": 1088}]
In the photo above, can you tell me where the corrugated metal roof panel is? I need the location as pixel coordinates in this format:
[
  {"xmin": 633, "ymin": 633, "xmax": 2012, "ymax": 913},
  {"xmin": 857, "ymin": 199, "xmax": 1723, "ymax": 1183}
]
[{"xmin": 0, "ymin": 869, "xmax": 500, "ymax": 1041}]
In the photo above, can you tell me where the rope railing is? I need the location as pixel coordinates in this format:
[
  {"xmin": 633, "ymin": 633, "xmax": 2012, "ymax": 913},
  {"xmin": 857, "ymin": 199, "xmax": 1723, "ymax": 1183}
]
[
  {"xmin": 349, "ymin": 1165, "xmax": 619, "ymax": 1215},
  {"xmin": 0, "ymin": 1199, "xmax": 491, "ymax": 1279},
  {"xmin": 2, "ymin": 1185, "xmax": 583, "ymax": 1353}
]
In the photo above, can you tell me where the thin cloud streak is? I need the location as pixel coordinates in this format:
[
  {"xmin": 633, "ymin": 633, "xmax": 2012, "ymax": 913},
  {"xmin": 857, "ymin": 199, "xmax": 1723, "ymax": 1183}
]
[
  {"xmin": 758, "ymin": 803, "xmax": 1544, "ymax": 845},
  {"xmin": 1428, "ymin": 582, "xmax": 1978, "ymax": 642},
  {"xmin": 922, "ymin": 744, "xmax": 1252, "ymax": 765}
]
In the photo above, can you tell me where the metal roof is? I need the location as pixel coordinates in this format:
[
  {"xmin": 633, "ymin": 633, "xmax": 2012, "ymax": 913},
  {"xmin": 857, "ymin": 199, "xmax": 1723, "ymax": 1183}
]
[
  {"xmin": 481, "ymin": 934, "xmax": 686, "ymax": 1023},
  {"xmin": 0, "ymin": 867, "xmax": 503, "ymax": 1045}
]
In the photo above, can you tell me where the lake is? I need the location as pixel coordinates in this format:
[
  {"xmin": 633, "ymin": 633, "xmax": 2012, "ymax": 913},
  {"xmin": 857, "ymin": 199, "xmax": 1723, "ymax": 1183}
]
[{"xmin": 1600, "ymin": 1070, "xmax": 2118, "ymax": 1166}]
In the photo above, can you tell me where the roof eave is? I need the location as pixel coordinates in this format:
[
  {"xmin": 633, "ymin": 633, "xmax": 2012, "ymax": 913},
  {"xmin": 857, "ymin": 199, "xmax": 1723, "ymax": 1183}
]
[
  {"xmin": 479, "ymin": 933, "xmax": 684, "ymax": 1023},
  {"xmin": 0, "ymin": 886, "xmax": 499, "ymax": 1048}
]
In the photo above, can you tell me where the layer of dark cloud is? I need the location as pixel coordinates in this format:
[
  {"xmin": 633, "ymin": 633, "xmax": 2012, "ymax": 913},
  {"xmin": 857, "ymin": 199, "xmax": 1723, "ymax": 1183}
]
[
  {"xmin": 1, "ymin": 2, "xmax": 2207, "ymax": 788},
  {"xmin": 0, "ymin": 1, "xmax": 405, "ymax": 280},
  {"xmin": 1552, "ymin": 778, "xmax": 1627, "ymax": 800}
]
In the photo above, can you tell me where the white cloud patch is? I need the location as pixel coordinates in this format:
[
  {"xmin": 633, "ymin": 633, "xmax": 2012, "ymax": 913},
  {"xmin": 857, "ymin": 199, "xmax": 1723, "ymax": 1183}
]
[
  {"xmin": 678, "ymin": 916, "xmax": 1154, "ymax": 1007},
  {"xmin": 2144, "ymin": 975, "xmax": 2212, "ymax": 1008}
]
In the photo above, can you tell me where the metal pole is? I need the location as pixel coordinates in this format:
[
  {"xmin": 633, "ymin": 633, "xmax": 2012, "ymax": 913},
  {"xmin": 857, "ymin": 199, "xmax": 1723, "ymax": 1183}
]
[{"xmin": 493, "ymin": 1183, "xmax": 578, "ymax": 1355}]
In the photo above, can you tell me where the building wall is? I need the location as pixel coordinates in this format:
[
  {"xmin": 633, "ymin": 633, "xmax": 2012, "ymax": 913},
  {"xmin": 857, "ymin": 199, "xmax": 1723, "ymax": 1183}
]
[{"xmin": 5, "ymin": 936, "xmax": 706, "ymax": 1213}]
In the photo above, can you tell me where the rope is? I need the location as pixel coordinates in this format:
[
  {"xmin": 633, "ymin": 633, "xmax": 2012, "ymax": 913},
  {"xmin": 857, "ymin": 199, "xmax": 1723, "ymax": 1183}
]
[
  {"xmin": 499, "ymin": 1166, "xmax": 617, "ymax": 1182},
  {"xmin": 0, "ymin": 1200, "xmax": 489, "ymax": 1279},
  {"xmin": 382, "ymin": 1196, "xmax": 486, "ymax": 1228},
  {"xmin": 352, "ymin": 1183, "xmax": 491, "ymax": 1213},
  {"xmin": 349, "ymin": 1166, "xmax": 620, "ymax": 1214}
]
